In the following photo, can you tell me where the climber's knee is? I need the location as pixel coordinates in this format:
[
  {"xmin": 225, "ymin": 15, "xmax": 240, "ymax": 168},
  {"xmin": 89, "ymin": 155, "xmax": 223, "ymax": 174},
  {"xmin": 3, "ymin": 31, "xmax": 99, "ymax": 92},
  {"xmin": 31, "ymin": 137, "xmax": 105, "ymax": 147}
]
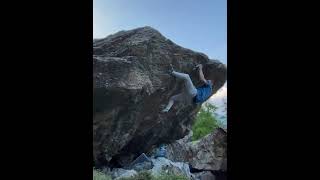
[
  {"xmin": 182, "ymin": 73, "xmax": 190, "ymax": 80},
  {"xmin": 184, "ymin": 74, "xmax": 191, "ymax": 81},
  {"xmin": 172, "ymin": 71, "xmax": 190, "ymax": 80}
]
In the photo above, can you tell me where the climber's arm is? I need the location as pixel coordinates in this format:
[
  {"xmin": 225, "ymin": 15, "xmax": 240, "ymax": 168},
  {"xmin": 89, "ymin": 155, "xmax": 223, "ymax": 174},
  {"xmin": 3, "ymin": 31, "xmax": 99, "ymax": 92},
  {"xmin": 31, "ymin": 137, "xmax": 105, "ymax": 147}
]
[{"xmin": 197, "ymin": 64, "xmax": 208, "ymax": 84}]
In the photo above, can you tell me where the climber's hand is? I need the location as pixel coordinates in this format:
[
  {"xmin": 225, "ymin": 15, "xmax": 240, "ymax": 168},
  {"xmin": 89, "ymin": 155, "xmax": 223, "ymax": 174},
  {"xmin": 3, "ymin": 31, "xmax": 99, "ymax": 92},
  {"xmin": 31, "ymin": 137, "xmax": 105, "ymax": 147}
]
[{"xmin": 196, "ymin": 64, "xmax": 203, "ymax": 69}]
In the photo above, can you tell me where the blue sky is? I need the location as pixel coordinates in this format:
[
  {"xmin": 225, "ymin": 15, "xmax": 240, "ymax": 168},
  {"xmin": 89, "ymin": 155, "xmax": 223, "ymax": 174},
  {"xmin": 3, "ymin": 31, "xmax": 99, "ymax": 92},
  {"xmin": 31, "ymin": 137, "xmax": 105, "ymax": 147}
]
[{"xmin": 93, "ymin": 0, "xmax": 227, "ymax": 64}]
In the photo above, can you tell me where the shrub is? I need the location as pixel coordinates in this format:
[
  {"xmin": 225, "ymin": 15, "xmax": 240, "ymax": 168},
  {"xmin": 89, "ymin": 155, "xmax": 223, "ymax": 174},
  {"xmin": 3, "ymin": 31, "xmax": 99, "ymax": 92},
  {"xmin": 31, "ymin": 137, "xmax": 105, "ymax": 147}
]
[
  {"xmin": 93, "ymin": 168, "xmax": 112, "ymax": 180},
  {"xmin": 192, "ymin": 103, "xmax": 219, "ymax": 141},
  {"xmin": 154, "ymin": 172, "xmax": 189, "ymax": 180},
  {"xmin": 118, "ymin": 170, "xmax": 188, "ymax": 180},
  {"xmin": 118, "ymin": 171, "xmax": 152, "ymax": 180}
]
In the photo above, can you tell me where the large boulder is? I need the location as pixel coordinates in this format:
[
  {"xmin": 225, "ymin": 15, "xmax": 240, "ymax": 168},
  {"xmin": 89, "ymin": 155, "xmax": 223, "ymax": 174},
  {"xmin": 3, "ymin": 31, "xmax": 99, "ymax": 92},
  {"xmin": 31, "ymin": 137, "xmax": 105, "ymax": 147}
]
[
  {"xmin": 166, "ymin": 128, "xmax": 227, "ymax": 171},
  {"xmin": 191, "ymin": 171, "xmax": 216, "ymax": 180},
  {"xmin": 93, "ymin": 26, "xmax": 227, "ymax": 166},
  {"xmin": 150, "ymin": 157, "xmax": 192, "ymax": 178},
  {"xmin": 102, "ymin": 168, "xmax": 138, "ymax": 180},
  {"xmin": 103, "ymin": 157, "xmax": 192, "ymax": 179}
]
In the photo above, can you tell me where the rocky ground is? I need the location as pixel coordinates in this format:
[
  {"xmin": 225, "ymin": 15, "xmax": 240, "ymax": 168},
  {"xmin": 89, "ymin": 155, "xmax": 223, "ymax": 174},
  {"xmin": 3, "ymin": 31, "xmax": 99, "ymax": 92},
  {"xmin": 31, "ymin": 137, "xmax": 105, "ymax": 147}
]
[{"xmin": 101, "ymin": 128, "xmax": 226, "ymax": 180}]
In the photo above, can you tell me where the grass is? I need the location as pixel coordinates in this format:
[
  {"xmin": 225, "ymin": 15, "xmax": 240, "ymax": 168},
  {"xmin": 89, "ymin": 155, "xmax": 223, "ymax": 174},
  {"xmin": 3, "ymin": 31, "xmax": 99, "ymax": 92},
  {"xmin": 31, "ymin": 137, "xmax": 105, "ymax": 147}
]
[
  {"xmin": 93, "ymin": 168, "xmax": 112, "ymax": 180},
  {"xmin": 118, "ymin": 171, "xmax": 152, "ymax": 180},
  {"xmin": 153, "ymin": 172, "xmax": 189, "ymax": 180},
  {"xmin": 118, "ymin": 170, "xmax": 189, "ymax": 180}
]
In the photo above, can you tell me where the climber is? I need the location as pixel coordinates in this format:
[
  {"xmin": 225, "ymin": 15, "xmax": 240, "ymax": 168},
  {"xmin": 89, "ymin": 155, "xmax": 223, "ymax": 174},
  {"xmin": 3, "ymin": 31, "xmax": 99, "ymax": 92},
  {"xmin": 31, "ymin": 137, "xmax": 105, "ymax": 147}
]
[{"xmin": 161, "ymin": 64, "xmax": 214, "ymax": 113}]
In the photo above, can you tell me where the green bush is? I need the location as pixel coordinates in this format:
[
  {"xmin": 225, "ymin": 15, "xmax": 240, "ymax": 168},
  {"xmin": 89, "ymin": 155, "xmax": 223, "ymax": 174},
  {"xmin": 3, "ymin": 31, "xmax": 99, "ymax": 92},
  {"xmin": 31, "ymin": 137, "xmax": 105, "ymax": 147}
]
[
  {"xmin": 119, "ymin": 171, "xmax": 152, "ymax": 180},
  {"xmin": 93, "ymin": 168, "xmax": 112, "ymax": 180},
  {"xmin": 154, "ymin": 172, "xmax": 189, "ymax": 180},
  {"xmin": 192, "ymin": 103, "xmax": 219, "ymax": 141},
  {"xmin": 118, "ymin": 170, "xmax": 188, "ymax": 180}
]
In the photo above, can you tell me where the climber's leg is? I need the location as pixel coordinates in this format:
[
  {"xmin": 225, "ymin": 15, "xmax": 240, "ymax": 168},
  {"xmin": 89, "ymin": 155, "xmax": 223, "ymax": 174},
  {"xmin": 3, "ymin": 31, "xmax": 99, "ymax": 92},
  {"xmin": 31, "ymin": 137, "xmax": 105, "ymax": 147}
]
[
  {"xmin": 172, "ymin": 71, "xmax": 197, "ymax": 97},
  {"xmin": 161, "ymin": 93, "xmax": 184, "ymax": 112}
]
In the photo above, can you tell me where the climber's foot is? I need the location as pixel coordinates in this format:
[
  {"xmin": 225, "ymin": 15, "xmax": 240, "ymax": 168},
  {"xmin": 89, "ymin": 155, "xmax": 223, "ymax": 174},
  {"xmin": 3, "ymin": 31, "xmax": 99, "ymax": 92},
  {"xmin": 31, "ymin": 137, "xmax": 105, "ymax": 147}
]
[{"xmin": 161, "ymin": 108, "xmax": 170, "ymax": 113}]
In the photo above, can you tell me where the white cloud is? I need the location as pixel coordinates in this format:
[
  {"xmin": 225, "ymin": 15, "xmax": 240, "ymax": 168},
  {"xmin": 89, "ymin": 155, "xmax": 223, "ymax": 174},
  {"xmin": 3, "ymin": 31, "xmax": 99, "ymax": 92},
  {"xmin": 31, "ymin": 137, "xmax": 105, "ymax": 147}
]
[
  {"xmin": 206, "ymin": 82, "xmax": 227, "ymax": 119},
  {"xmin": 209, "ymin": 82, "xmax": 227, "ymax": 105}
]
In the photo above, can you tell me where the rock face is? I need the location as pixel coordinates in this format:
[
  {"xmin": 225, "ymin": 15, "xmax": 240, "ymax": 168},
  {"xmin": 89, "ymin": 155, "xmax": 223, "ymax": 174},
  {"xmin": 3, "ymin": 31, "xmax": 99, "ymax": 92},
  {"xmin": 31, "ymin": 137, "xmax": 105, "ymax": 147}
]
[
  {"xmin": 103, "ymin": 168, "xmax": 138, "ymax": 180},
  {"xmin": 93, "ymin": 26, "xmax": 227, "ymax": 166},
  {"xmin": 103, "ymin": 157, "xmax": 192, "ymax": 179},
  {"xmin": 191, "ymin": 171, "xmax": 216, "ymax": 180},
  {"xmin": 166, "ymin": 128, "xmax": 227, "ymax": 171},
  {"xmin": 150, "ymin": 157, "xmax": 192, "ymax": 178}
]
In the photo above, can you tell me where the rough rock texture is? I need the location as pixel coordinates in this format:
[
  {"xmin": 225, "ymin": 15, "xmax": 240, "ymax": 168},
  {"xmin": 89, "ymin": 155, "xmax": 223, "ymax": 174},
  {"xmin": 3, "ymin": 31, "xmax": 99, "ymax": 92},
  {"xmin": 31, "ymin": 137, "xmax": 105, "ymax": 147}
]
[
  {"xmin": 191, "ymin": 171, "xmax": 216, "ymax": 180},
  {"xmin": 103, "ymin": 157, "xmax": 191, "ymax": 179},
  {"xmin": 103, "ymin": 168, "xmax": 138, "ymax": 180},
  {"xmin": 166, "ymin": 128, "xmax": 227, "ymax": 171},
  {"xmin": 93, "ymin": 26, "xmax": 227, "ymax": 166},
  {"xmin": 131, "ymin": 161, "xmax": 153, "ymax": 172},
  {"xmin": 150, "ymin": 157, "xmax": 192, "ymax": 178},
  {"xmin": 146, "ymin": 130, "xmax": 192, "ymax": 158}
]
